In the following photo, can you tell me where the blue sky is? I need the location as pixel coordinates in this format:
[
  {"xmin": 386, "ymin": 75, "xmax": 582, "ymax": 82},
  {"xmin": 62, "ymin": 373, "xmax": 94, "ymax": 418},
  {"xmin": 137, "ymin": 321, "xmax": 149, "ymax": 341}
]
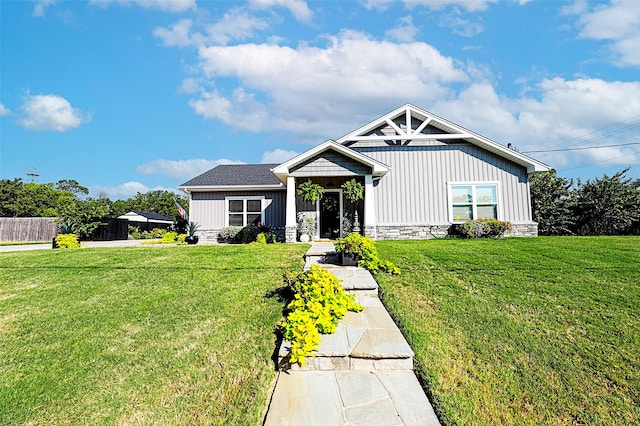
[{"xmin": 1, "ymin": 0, "xmax": 639, "ymax": 199}]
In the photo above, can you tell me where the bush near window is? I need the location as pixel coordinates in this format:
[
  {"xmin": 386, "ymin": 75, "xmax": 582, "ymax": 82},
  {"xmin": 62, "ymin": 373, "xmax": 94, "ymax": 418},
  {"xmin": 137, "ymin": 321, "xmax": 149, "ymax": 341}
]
[
  {"xmin": 219, "ymin": 224, "xmax": 277, "ymax": 244},
  {"xmin": 218, "ymin": 226, "xmax": 242, "ymax": 243},
  {"xmin": 281, "ymin": 265, "xmax": 363, "ymax": 366},
  {"xmin": 334, "ymin": 232, "xmax": 400, "ymax": 275},
  {"xmin": 55, "ymin": 233, "xmax": 81, "ymax": 249},
  {"xmin": 460, "ymin": 218, "xmax": 513, "ymax": 238}
]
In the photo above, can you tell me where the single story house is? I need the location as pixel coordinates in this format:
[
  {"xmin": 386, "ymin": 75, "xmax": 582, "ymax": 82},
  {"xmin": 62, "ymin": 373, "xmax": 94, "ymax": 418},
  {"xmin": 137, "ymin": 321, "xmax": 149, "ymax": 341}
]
[{"xmin": 179, "ymin": 104, "xmax": 550, "ymax": 242}]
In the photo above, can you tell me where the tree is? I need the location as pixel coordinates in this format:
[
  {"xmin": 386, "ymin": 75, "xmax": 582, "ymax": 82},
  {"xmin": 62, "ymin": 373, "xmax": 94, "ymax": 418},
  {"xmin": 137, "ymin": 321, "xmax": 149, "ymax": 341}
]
[
  {"xmin": 572, "ymin": 168, "xmax": 640, "ymax": 235},
  {"xmin": 55, "ymin": 179, "xmax": 89, "ymax": 199},
  {"xmin": 125, "ymin": 190, "xmax": 189, "ymax": 221},
  {"xmin": 529, "ymin": 170, "xmax": 575, "ymax": 235},
  {"xmin": 58, "ymin": 197, "xmax": 112, "ymax": 239},
  {"xmin": 0, "ymin": 178, "xmax": 23, "ymax": 217}
]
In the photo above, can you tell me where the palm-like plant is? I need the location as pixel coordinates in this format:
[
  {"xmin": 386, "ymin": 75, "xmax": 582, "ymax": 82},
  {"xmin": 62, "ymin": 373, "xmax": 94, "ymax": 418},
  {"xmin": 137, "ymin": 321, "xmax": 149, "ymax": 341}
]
[{"xmin": 187, "ymin": 221, "xmax": 201, "ymax": 237}]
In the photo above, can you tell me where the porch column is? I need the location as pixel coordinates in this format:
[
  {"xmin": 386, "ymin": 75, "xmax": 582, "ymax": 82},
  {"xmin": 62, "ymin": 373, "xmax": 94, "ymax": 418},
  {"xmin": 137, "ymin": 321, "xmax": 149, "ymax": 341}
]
[
  {"xmin": 364, "ymin": 174, "xmax": 377, "ymax": 239},
  {"xmin": 285, "ymin": 176, "xmax": 297, "ymax": 243}
]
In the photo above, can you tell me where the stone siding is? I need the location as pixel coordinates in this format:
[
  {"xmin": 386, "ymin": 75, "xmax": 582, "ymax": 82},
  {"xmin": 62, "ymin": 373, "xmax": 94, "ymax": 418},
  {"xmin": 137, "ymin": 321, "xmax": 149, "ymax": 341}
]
[{"xmin": 375, "ymin": 222, "xmax": 538, "ymax": 240}]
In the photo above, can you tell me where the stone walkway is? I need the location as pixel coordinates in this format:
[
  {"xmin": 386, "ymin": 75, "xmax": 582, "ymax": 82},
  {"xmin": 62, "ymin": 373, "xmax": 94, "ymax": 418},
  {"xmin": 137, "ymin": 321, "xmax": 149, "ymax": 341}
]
[{"xmin": 263, "ymin": 242, "xmax": 441, "ymax": 426}]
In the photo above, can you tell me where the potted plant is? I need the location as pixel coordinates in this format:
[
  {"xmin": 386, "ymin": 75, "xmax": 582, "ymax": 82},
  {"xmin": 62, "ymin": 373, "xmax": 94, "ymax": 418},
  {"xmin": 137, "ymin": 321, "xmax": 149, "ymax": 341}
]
[
  {"xmin": 296, "ymin": 214, "xmax": 316, "ymax": 242},
  {"xmin": 334, "ymin": 232, "xmax": 371, "ymax": 266},
  {"xmin": 185, "ymin": 221, "xmax": 200, "ymax": 245},
  {"xmin": 341, "ymin": 178, "xmax": 364, "ymax": 202},
  {"xmin": 297, "ymin": 180, "xmax": 324, "ymax": 204},
  {"xmin": 53, "ymin": 220, "xmax": 79, "ymax": 249}
]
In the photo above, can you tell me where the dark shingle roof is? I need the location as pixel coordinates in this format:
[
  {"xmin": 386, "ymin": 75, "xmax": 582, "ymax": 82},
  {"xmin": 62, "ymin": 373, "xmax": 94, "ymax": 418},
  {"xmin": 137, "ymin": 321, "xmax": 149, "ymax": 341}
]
[
  {"xmin": 179, "ymin": 164, "xmax": 281, "ymax": 187},
  {"xmin": 131, "ymin": 211, "xmax": 173, "ymax": 221}
]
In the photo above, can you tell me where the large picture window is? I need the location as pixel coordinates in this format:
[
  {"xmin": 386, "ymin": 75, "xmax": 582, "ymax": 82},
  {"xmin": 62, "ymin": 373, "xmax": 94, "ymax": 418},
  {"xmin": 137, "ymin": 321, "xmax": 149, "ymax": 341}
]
[
  {"xmin": 226, "ymin": 196, "xmax": 264, "ymax": 226},
  {"xmin": 449, "ymin": 183, "xmax": 499, "ymax": 221}
]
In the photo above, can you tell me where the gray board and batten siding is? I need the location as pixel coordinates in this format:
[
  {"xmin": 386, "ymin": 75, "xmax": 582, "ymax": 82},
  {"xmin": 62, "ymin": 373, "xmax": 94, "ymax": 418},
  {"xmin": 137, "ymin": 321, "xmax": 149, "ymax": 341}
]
[
  {"xmin": 190, "ymin": 189, "xmax": 286, "ymax": 229},
  {"xmin": 290, "ymin": 150, "xmax": 372, "ymax": 177},
  {"xmin": 347, "ymin": 139, "xmax": 534, "ymax": 226}
]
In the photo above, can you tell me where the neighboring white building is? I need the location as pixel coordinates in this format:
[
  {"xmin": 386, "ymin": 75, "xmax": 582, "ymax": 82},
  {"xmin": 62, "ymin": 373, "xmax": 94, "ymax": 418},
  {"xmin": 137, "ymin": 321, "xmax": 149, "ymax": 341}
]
[{"xmin": 117, "ymin": 211, "xmax": 173, "ymax": 226}]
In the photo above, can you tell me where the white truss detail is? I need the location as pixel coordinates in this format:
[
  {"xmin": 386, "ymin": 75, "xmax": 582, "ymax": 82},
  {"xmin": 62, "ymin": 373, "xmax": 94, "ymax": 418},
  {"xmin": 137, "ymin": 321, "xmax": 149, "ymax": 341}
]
[
  {"xmin": 337, "ymin": 104, "xmax": 469, "ymax": 143},
  {"xmin": 336, "ymin": 103, "xmax": 550, "ymax": 173}
]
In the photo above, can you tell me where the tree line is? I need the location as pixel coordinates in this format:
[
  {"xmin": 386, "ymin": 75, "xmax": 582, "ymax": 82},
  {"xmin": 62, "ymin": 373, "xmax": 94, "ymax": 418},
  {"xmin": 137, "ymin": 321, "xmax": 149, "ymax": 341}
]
[
  {"xmin": 530, "ymin": 168, "xmax": 640, "ymax": 236},
  {"xmin": 0, "ymin": 178, "xmax": 189, "ymax": 238}
]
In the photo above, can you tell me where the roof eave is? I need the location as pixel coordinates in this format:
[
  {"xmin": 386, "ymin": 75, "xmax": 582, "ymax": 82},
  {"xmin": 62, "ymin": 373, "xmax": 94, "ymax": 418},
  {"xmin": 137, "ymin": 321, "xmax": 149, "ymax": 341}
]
[{"xmin": 178, "ymin": 184, "xmax": 285, "ymax": 193}]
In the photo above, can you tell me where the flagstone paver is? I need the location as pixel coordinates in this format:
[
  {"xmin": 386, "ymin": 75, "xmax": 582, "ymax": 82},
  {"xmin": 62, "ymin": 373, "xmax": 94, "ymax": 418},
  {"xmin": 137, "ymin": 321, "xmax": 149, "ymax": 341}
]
[{"xmin": 264, "ymin": 241, "xmax": 441, "ymax": 426}]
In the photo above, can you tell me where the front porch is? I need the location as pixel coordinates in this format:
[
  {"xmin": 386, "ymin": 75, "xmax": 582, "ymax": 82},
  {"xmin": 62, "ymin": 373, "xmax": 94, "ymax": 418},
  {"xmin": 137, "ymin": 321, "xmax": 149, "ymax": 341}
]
[
  {"xmin": 285, "ymin": 176, "xmax": 373, "ymax": 242},
  {"xmin": 271, "ymin": 140, "xmax": 389, "ymax": 243}
]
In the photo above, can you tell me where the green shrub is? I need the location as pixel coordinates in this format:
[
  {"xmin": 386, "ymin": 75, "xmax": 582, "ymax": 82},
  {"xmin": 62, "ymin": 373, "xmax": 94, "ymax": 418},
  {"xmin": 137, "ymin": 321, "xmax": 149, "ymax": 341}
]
[
  {"xmin": 218, "ymin": 226, "xmax": 242, "ymax": 243},
  {"xmin": 281, "ymin": 265, "xmax": 363, "ymax": 366},
  {"xmin": 160, "ymin": 231, "xmax": 178, "ymax": 243},
  {"xmin": 56, "ymin": 234, "xmax": 81, "ymax": 249},
  {"xmin": 128, "ymin": 225, "xmax": 141, "ymax": 240},
  {"xmin": 237, "ymin": 225, "xmax": 260, "ymax": 243},
  {"xmin": 149, "ymin": 228, "xmax": 167, "ymax": 239},
  {"xmin": 334, "ymin": 232, "xmax": 400, "ymax": 275},
  {"xmin": 256, "ymin": 233, "xmax": 267, "ymax": 244},
  {"xmin": 460, "ymin": 218, "xmax": 513, "ymax": 238}
]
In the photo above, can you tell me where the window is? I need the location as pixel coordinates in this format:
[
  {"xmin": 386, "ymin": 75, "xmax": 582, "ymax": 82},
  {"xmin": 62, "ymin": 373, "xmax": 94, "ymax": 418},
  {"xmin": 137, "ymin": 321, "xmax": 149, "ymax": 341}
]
[
  {"xmin": 449, "ymin": 183, "xmax": 498, "ymax": 221},
  {"xmin": 226, "ymin": 196, "xmax": 264, "ymax": 226}
]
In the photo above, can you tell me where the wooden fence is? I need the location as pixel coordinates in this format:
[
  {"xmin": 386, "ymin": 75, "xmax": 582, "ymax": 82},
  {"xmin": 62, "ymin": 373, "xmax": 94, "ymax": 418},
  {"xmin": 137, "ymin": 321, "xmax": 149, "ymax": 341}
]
[{"xmin": 0, "ymin": 217, "xmax": 58, "ymax": 242}]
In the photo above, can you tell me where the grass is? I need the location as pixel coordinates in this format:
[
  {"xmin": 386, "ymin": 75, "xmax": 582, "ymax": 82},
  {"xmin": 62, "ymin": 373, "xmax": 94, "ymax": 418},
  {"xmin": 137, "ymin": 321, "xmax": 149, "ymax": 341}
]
[
  {"xmin": 0, "ymin": 244, "xmax": 307, "ymax": 425},
  {"xmin": 376, "ymin": 236, "xmax": 640, "ymax": 425}
]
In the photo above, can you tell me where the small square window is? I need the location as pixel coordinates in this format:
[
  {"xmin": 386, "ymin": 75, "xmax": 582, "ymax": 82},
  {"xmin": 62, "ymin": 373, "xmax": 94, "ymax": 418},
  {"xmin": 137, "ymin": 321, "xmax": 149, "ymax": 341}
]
[{"xmin": 226, "ymin": 197, "xmax": 264, "ymax": 227}]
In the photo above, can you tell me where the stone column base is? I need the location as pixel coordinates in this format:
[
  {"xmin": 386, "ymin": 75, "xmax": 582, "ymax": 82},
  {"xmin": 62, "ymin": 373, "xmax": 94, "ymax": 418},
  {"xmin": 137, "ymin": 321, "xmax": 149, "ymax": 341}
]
[{"xmin": 363, "ymin": 225, "xmax": 377, "ymax": 240}]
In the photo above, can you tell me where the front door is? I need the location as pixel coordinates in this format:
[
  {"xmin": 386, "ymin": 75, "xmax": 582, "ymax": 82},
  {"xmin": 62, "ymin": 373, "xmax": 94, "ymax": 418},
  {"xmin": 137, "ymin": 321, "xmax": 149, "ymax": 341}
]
[{"xmin": 319, "ymin": 191, "xmax": 342, "ymax": 239}]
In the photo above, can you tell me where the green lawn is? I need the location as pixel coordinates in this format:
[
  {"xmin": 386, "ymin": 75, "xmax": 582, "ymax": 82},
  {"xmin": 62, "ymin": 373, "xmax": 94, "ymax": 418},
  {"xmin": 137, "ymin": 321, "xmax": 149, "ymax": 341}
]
[
  {"xmin": 376, "ymin": 236, "xmax": 640, "ymax": 425},
  {"xmin": 0, "ymin": 244, "xmax": 307, "ymax": 425}
]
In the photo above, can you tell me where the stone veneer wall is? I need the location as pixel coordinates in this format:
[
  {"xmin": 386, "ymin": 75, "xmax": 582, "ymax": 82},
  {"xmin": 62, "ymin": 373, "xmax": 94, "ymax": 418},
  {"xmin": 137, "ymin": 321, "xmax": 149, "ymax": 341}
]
[
  {"xmin": 200, "ymin": 223, "xmax": 538, "ymax": 242},
  {"xmin": 374, "ymin": 222, "xmax": 538, "ymax": 240}
]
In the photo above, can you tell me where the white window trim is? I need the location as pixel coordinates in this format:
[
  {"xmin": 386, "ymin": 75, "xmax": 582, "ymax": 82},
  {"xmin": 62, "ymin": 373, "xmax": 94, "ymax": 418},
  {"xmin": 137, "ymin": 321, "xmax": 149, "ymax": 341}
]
[
  {"xmin": 447, "ymin": 182, "xmax": 501, "ymax": 222},
  {"xmin": 225, "ymin": 195, "xmax": 265, "ymax": 227}
]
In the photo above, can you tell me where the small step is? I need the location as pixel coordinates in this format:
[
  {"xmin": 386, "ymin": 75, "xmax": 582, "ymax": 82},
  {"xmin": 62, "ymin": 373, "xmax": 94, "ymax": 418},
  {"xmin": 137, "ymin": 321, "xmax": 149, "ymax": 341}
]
[
  {"xmin": 278, "ymin": 296, "xmax": 414, "ymax": 371},
  {"xmin": 317, "ymin": 264, "xmax": 378, "ymax": 296},
  {"xmin": 303, "ymin": 242, "xmax": 338, "ymax": 271}
]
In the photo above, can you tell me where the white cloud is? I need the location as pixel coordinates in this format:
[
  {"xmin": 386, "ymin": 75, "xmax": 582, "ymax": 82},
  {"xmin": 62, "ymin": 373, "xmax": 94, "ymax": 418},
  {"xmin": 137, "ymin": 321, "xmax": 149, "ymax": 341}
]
[
  {"xmin": 406, "ymin": 0, "xmax": 497, "ymax": 11},
  {"xmin": 136, "ymin": 158, "xmax": 245, "ymax": 179},
  {"xmin": 90, "ymin": 0, "xmax": 196, "ymax": 13},
  {"xmin": 153, "ymin": 19, "xmax": 195, "ymax": 47},
  {"xmin": 249, "ymin": 0, "xmax": 313, "ymax": 22},
  {"xmin": 432, "ymin": 78, "xmax": 640, "ymax": 168},
  {"xmin": 205, "ymin": 8, "xmax": 270, "ymax": 45},
  {"xmin": 261, "ymin": 149, "xmax": 299, "ymax": 163},
  {"xmin": 386, "ymin": 16, "xmax": 420, "ymax": 42},
  {"xmin": 573, "ymin": 0, "xmax": 640, "ymax": 66},
  {"xmin": 154, "ymin": 9, "xmax": 269, "ymax": 48},
  {"xmin": 178, "ymin": 77, "xmax": 203, "ymax": 94},
  {"xmin": 439, "ymin": 8, "xmax": 485, "ymax": 37},
  {"xmin": 18, "ymin": 94, "xmax": 91, "ymax": 132},
  {"xmin": 89, "ymin": 181, "xmax": 168, "ymax": 199},
  {"xmin": 0, "ymin": 103, "xmax": 10, "ymax": 116},
  {"xmin": 188, "ymin": 30, "xmax": 468, "ymax": 140},
  {"xmin": 33, "ymin": 0, "xmax": 55, "ymax": 17}
]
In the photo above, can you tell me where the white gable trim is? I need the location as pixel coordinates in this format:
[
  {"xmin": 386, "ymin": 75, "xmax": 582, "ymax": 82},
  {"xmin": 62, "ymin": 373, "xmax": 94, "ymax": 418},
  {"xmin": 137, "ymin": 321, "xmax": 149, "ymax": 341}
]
[
  {"xmin": 337, "ymin": 103, "xmax": 550, "ymax": 173},
  {"xmin": 271, "ymin": 140, "xmax": 389, "ymax": 183}
]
